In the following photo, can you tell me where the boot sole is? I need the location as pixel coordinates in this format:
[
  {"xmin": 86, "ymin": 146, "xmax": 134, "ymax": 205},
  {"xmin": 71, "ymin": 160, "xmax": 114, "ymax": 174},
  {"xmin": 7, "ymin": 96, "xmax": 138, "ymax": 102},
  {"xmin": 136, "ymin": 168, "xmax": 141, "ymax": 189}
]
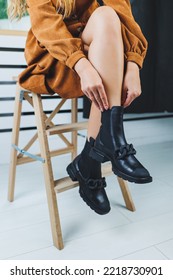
[
  {"xmin": 66, "ymin": 162, "xmax": 110, "ymax": 215},
  {"xmin": 90, "ymin": 147, "xmax": 153, "ymax": 184}
]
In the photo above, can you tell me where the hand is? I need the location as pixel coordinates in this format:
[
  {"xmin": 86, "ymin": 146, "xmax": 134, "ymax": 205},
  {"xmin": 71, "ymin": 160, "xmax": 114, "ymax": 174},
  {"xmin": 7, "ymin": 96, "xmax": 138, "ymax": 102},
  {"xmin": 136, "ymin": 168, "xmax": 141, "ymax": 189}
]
[
  {"xmin": 74, "ymin": 58, "xmax": 109, "ymax": 111},
  {"xmin": 121, "ymin": 61, "xmax": 142, "ymax": 108}
]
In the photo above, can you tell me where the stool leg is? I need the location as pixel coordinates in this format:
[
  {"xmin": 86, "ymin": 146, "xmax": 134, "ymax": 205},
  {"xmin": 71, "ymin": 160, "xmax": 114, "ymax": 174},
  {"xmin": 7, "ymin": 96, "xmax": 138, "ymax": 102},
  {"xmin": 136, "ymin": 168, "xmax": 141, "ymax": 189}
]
[
  {"xmin": 71, "ymin": 98, "xmax": 78, "ymax": 160},
  {"xmin": 117, "ymin": 176, "xmax": 136, "ymax": 212},
  {"xmin": 8, "ymin": 85, "xmax": 23, "ymax": 202},
  {"xmin": 32, "ymin": 93, "xmax": 64, "ymax": 250}
]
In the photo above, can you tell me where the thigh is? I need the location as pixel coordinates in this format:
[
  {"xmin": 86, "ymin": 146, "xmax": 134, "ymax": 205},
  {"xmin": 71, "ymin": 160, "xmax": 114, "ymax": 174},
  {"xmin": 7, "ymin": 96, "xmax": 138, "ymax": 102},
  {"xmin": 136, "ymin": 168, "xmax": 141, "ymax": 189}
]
[{"xmin": 79, "ymin": 8, "xmax": 100, "ymax": 47}]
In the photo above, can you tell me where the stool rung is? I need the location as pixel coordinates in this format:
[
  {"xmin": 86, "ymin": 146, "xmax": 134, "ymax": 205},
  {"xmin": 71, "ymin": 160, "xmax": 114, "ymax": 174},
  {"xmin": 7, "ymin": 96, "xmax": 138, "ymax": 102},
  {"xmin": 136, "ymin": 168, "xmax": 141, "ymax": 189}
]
[
  {"xmin": 47, "ymin": 121, "xmax": 88, "ymax": 135},
  {"xmin": 17, "ymin": 146, "xmax": 74, "ymax": 165},
  {"xmin": 102, "ymin": 162, "xmax": 112, "ymax": 176},
  {"xmin": 54, "ymin": 177, "xmax": 78, "ymax": 193}
]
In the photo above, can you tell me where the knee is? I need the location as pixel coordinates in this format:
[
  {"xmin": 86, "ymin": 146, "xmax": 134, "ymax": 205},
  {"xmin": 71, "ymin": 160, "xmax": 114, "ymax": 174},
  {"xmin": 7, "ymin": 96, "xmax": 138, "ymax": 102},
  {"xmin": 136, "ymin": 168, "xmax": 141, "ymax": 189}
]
[{"xmin": 93, "ymin": 6, "xmax": 121, "ymax": 34}]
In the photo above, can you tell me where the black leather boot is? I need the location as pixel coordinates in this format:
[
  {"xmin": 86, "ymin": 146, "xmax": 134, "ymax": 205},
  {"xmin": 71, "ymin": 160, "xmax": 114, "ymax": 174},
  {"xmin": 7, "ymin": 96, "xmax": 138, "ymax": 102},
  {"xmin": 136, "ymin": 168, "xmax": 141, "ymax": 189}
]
[
  {"xmin": 66, "ymin": 138, "xmax": 110, "ymax": 215},
  {"xmin": 90, "ymin": 106, "xmax": 152, "ymax": 184}
]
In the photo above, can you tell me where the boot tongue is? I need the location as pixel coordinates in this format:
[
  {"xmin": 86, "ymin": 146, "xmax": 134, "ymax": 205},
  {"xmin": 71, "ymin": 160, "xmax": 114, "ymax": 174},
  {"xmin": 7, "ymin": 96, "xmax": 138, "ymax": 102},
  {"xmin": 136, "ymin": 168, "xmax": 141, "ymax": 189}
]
[
  {"xmin": 101, "ymin": 106, "xmax": 124, "ymax": 124},
  {"xmin": 101, "ymin": 106, "xmax": 127, "ymax": 150},
  {"xmin": 111, "ymin": 106, "xmax": 124, "ymax": 114}
]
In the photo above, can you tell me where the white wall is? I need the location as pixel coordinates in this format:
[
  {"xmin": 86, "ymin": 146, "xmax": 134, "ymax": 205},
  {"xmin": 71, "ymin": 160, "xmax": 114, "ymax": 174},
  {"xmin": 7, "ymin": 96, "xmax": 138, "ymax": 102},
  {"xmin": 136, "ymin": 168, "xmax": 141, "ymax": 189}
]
[{"xmin": 0, "ymin": 15, "xmax": 30, "ymax": 30}]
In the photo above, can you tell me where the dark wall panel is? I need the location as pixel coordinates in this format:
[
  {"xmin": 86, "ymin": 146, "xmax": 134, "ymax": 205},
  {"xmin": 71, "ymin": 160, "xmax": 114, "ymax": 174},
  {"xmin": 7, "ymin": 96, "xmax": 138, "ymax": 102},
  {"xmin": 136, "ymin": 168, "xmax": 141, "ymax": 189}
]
[{"xmin": 124, "ymin": 0, "xmax": 173, "ymax": 113}]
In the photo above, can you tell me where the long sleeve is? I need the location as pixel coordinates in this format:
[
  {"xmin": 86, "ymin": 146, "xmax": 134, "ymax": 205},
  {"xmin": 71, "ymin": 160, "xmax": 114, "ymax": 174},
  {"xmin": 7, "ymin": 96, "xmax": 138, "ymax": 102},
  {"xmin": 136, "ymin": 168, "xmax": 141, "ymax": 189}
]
[
  {"xmin": 27, "ymin": 0, "xmax": 86, "ymax": 69},
  {"xmin": 103, "ymin": 0, "xmax": 148, "ymax": 68}
]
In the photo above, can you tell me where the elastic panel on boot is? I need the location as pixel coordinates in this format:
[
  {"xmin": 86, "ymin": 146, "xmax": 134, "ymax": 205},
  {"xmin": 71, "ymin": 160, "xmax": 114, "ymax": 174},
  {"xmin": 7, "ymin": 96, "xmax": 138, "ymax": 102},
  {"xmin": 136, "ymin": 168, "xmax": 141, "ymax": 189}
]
[
  {"xmin": 101, "ymin": 106, "xmax": 127, "ymax": 148},
  {"xmin": 79, "ymin": 140, "xmax": 102, "ymax": 179}
]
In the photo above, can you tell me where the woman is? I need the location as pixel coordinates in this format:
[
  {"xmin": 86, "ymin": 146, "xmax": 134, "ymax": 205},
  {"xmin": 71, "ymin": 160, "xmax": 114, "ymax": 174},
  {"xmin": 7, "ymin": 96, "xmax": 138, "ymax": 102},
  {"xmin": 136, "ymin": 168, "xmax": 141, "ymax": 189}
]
[{"xmin": 8, "ymin": 0, "xmax": 152, "ymax": 215}]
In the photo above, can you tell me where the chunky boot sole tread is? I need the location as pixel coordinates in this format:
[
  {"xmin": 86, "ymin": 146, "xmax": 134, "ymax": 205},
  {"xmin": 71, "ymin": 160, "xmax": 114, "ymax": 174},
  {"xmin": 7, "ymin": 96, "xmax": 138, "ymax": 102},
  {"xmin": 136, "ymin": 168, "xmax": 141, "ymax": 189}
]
[
  {"xmin": 66, "ymin": 161, "xmax": 110, "ymax": 215},
  {"xmin": 112, "ymin": 168, "xmax": 153, "ymax": 184}
]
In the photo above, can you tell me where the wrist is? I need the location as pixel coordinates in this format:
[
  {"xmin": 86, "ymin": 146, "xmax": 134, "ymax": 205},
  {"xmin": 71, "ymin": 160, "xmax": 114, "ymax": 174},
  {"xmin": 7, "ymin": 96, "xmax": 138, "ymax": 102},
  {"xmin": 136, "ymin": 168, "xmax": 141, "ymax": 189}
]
[
  {"xmin": 126, "ymin": 61, "xmax": 140, "ymax": 71},
  {"xmin": 74, "ymin": 57, "xmax": 91, "ymax": 76}
]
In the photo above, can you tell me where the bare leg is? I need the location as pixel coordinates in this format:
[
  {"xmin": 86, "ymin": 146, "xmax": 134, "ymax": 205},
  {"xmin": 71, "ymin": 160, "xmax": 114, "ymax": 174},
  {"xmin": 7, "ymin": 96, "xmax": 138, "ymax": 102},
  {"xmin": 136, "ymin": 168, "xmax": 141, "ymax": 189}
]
[
  {"xmin": 67, "ymin": 8, "xmax": 126, "ymax": 214},
  {"xmin": 87, "ymin": 103, "xmax": 101, "ymax": 139},
  {"xmin": 67, "ymin": 8, "xmax": 151, "ymax": 212},
  {"xmin": 80, "ymin": 6, "xmax": 124, "ymax": 139}
]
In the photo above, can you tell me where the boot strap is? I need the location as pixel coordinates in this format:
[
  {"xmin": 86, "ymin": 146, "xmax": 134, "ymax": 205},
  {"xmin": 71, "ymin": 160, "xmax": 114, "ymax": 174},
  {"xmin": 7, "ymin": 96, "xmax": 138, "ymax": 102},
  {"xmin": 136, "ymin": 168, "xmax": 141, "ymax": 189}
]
[
  {"xmin": 115, "ymin": 144, "xmax": 136, "ymax": 160},
  {"xmin": 87, "ymin": 177, "xmax": 107, "ymax": 190}
]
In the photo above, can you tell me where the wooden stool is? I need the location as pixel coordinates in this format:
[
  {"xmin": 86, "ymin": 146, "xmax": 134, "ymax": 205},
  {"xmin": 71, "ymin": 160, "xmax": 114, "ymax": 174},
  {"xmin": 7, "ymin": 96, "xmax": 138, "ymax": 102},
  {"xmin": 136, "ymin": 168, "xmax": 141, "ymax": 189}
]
[{"xmin": 8, "ymin": 83, "xmax": 136, "ymax": 250}]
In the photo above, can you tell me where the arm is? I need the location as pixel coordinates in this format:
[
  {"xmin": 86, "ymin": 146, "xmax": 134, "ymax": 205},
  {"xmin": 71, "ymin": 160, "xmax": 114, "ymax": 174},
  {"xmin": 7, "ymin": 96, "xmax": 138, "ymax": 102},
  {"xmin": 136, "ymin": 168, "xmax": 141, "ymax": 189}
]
[
  {"xmin": 103, "ymin": 0, "xmax": 148, "ymax": 69},
  {"xmin": 27, "ymin": 0, "xmax": 108, "ymax": 110},
  {"xmin": 27, "ymin": 0, "xmax": 86, "ymax": 69}
]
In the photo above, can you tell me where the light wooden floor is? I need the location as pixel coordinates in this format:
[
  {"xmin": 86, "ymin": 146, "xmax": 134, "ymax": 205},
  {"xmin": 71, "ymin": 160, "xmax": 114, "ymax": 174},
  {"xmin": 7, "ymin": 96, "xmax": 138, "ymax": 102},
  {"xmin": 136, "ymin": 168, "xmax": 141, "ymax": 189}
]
[{"xmin": 0, "ymin": 117, "xmax": 173, "ymax": 260}]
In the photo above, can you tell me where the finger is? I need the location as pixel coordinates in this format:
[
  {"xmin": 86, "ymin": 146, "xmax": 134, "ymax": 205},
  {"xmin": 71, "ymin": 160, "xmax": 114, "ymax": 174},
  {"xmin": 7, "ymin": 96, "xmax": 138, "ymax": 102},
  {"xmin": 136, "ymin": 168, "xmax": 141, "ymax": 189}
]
[
  {"xmin": 91, "ymin": 97, "xmax": 102, "ymax": 111},
  {"xmin": 84, "ymin": 91, "xmax": 90, "ymax": 101},
  {"xmin": 97, "ymin": 85, "xmax": 109, "ymax": 110},
  {"xmin": 91, "ymin": 89, "xmax": 104, "ymax": 111},
  {"xmin": 85, "ymin": 90, "xmax": 101, "ymax": 111},
  {"xmin": 123, "ymin": 92, "xmax": 135, "ymax": 108},
  {"xmin": 90, "ymin": 90, "xmax": 104, "ymax": 111}
]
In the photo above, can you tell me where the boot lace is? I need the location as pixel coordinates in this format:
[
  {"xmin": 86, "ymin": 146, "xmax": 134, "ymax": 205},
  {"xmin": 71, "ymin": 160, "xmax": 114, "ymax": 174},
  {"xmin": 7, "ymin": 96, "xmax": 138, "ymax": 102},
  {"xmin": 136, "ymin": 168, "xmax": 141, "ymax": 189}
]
[
  {"xmin": 115, "ymin": 144, "xmax": 136, "ymax": 160},
  {"xmin": 87, "ymin": 177, "xmax": 107, "ymax": 190}
]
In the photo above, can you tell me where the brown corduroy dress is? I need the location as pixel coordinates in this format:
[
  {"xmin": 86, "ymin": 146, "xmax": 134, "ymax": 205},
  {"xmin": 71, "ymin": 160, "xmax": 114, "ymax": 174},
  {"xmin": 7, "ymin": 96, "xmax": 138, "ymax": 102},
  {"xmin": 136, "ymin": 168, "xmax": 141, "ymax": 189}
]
[{"xmin": 19, "ymin": 0, "xmax": 148, "ymax": 98}]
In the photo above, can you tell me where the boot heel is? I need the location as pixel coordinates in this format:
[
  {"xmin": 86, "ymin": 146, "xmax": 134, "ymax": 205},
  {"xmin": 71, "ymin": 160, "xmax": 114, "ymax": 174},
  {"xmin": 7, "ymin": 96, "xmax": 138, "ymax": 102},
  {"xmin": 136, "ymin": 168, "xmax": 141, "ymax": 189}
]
[
  {"xmin": 66, "ymin": 164, "xmax": 77, "ymax": 181},
  {"xmin": 89, "ymin": 148, "xmax": 106, "ymax": 163}
]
